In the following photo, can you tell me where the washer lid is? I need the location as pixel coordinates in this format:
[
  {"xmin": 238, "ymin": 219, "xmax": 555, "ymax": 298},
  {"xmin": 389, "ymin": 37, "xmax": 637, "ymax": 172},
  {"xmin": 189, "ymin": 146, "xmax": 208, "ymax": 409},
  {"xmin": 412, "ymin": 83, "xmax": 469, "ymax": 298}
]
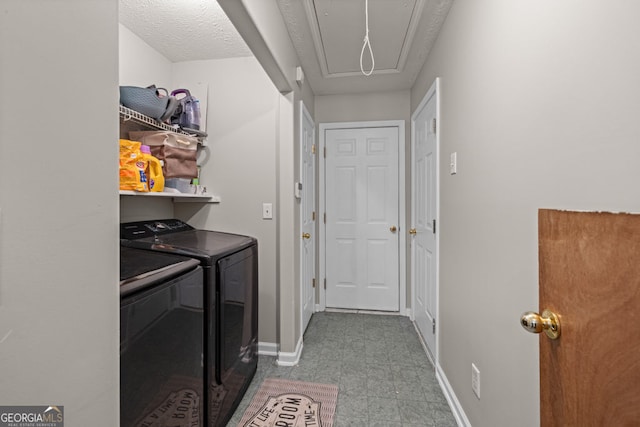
[
  {"xmin": 120, "ymin": 247, "xmax": 200, "ymax": 296},
  {"xmin": 121, "ymin": 220, "xmax": 256, "ymax": 263}
]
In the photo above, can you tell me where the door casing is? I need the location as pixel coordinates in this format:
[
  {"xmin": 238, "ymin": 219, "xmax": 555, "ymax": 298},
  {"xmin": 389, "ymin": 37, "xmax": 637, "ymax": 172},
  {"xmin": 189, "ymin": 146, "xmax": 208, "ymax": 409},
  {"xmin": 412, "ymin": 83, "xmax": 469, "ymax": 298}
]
[{"xmin": 318, "ymin": 120, "xmax": 406, "ymax": 313}]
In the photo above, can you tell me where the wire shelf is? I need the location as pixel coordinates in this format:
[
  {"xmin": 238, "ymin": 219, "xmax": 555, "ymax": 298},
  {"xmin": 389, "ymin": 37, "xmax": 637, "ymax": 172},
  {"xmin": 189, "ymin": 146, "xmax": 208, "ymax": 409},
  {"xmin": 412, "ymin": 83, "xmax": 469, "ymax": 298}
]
[{"xmin": 119, "ymin": 105, "xmax": 205, "ymax": 143}]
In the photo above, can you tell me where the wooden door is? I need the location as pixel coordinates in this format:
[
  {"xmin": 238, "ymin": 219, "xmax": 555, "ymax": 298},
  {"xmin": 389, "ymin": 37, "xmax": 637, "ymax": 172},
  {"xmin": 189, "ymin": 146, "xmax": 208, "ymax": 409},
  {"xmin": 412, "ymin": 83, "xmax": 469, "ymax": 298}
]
[
  {"xmin": 538, "ymin": 209, "xmax": 640, "ymax": 426},
  {"xmin": 325, "ymin": 127, "xmax": 399, "ymax": 311}
]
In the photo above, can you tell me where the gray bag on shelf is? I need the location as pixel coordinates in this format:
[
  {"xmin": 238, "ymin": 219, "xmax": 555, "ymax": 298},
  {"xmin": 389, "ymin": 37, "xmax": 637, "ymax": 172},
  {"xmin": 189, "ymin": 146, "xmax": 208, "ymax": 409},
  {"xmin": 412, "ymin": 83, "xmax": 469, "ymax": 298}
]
[{"xmin": 119, "ymin": 86, "xmax": 179, "ymax": 122}]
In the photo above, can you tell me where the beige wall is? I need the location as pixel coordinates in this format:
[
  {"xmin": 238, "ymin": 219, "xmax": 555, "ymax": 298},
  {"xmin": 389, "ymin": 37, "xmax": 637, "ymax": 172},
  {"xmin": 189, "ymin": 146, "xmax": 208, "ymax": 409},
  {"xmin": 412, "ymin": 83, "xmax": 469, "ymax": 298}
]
[
  {"xmin": 119, "ymin": 24, "xmax": 172, "ymax": 90},
  {"xmin": 315, "ymin": 91, "xmax": 410, "ymax": 124},
  {"xmin": 412, "ymin": 1, "xmax": 640, "ymax": 425},
  {"xmin": 0, "ymin": 1, "xmax": 120, "ymax": 425},
  {"xmin": 172, "ymin": 57, "xmax": 281, "ymax": 347},
  {"xmin": 219, "ymin": 0, "xmax": 317, "ymax": 357}
]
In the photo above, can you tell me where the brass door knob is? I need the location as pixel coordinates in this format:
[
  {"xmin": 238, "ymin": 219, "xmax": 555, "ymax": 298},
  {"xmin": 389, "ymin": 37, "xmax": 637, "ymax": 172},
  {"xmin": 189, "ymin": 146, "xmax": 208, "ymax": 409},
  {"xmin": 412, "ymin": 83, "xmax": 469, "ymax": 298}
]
[
  {"xmin": 409, "ymin": 228, "xmax": 417, "ymax": 235},
  {"xmin": 302, "ymin": 232, "xmax": 311, "ymax": 239},
  {"xmin": 390, "ymin": 226, "xmax": 397, "ymax": 233},
  {"xmin": 520, "ymin": 309, "xmax": 561, "ymax": 339}
]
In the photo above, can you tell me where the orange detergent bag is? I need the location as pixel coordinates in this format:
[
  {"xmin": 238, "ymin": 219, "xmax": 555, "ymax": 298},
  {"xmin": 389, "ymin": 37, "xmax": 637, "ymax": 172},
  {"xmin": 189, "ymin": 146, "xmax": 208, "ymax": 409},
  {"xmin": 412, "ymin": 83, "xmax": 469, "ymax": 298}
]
[
  {"xmin": 119, "ymin": 139, "xmax": 149, "ymax": 191},
  {"xmin": 140, "ymin": 144, "xmax": 165, "ymax": 192}
]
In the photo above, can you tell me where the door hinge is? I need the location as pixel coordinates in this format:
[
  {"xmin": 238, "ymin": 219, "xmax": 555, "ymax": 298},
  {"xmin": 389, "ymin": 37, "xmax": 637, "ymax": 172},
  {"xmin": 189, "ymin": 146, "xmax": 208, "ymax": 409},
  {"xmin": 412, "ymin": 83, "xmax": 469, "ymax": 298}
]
[
  {"xmin": 432, "ymin": 318, "xmax": 436, "ymax": 334},
  {"xmin": 432, "ymin": 117, "xmax": 437, "ymax": 134},
  {"xmin": 433, "ymin": 219, "xmax": 436, "ymax": 234},
  {"xmin": 312, "ymin": 211, "xmax": 316, "ymax": 221},
  {"xmin": 323, "ymin": 213, "xmax": 326, "ymax": 224},
  {"xmin": 312, "ymin": 144, "xmax": 316, "ymax": 155},
  {"xmin": 312, "ymin": 278, "xmax": 316, "ymax": 288},
  {"xmin": 324, "ymin": 278, "xmax": 326, "ymax": 290}
]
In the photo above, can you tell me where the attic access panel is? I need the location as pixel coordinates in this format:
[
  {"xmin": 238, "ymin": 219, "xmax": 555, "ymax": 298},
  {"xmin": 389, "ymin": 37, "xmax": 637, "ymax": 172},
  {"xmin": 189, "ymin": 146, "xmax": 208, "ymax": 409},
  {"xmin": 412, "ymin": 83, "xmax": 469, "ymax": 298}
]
[{"xmin": 309, "ymin": 0, "xmax": 420, "ymax": 76}]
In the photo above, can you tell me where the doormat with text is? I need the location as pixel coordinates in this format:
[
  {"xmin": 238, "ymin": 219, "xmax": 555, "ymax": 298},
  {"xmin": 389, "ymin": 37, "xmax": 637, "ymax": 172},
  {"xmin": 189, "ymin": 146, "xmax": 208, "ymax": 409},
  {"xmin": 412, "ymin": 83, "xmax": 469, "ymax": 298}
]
[
  {"xmin": 134, "ymin": 375, "xmax": 201, "ymax": 426},
  {"xmin": 238, "ymin": 378, "xmax": 338, "ymax": 427}
]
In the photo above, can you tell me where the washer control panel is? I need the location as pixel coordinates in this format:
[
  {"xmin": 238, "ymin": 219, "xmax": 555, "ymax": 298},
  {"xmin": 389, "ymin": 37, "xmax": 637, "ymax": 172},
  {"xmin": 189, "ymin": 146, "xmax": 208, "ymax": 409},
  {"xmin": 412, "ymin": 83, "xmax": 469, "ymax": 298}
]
[{"xmin": 120, "ymin": 219, "xmax": 194, "ymax": 240}]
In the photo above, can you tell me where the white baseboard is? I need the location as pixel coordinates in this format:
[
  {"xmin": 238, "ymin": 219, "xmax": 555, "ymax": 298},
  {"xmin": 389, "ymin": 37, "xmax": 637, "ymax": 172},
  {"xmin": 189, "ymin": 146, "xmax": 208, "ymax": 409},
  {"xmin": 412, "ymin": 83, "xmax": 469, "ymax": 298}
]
[
  {"xmin": 324, "ymin": 307, "xmax": 408, "ymax": 316},
  {"xmin": 436, "ymin": 363, "xmax": 472, "ymax": 427},
  {"xmin": 258, "ymin": 341, "xmax": 278, "ymax": 357},
  {"xmin": 276, "ymin": 335, "xmax": 303, "ymax": 366}
]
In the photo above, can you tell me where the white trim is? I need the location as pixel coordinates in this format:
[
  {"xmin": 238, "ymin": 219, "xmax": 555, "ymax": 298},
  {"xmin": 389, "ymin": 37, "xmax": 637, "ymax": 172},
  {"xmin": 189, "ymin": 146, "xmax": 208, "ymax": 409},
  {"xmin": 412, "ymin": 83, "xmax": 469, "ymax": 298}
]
[
  {"xmin": 412, "ymin": 317, "xmax": 467, "ymax": 427},
  {"xmin": 299, "ymin": 101, "xmax": 316, "ymax": 337},
  {"xmin": 319, "ymin": 127, "xmax": 326, "ymax": 311},
  {"xmin": 318, "ymin": 120, "xmax": 406, "ymax": 315},
  {"xmin": 410, "ymin": 77, "xmax": 441, "ymax": 361},
  {"xmin": 258, "ymin": 342, "xmax": 279, "ymax": 357},
  {"xmin": 277, "ymin": 335, "xmax": 303, "ymax": 366},
  {"xmin": 437, "ymin": 363, "xmax": 472, "ymax": 427},
  {"xmin": 326, "ymin": 308, "xmax": 403, "ymax": 316}
]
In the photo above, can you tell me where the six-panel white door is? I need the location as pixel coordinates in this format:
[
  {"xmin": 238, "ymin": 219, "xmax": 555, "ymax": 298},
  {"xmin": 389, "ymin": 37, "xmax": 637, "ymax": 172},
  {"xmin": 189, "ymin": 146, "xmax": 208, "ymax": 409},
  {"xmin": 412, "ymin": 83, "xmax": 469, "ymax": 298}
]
[
  {"xmin": 412, "ymin": 84, "xmax": 438, "ymax": 359},
  {"xmin": 300, "ymin": 103, "xmax": 315, "ymax": 333},
  {"xmin": 325, "ymin": 127, "xmax": 399, "ymax": 311}
]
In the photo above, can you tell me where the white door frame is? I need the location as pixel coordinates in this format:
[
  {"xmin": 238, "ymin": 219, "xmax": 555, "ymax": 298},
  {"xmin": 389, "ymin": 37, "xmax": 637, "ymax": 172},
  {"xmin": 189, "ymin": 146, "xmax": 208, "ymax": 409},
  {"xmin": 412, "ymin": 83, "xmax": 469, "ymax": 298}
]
[
  {"xmin": 410, "ymin": 78, "xmax": 440, "ymax": 360},
  {"xmin": 299, "ymin": 100, "xmax": 315, "ymax": 334},
  {"xmin": 319, "ymin": 120, "xmax": 407, "ymax": 314}
]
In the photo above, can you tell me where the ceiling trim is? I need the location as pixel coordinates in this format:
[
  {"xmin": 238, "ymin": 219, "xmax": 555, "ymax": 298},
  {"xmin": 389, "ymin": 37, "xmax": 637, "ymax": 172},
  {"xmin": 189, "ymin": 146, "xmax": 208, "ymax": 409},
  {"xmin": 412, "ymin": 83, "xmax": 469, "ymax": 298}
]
[
  {"xmin": 396, "ymin": 0, "xmax": 426, "ymax": 74},
  {"xmin": 302, "ymin": 0, "xmax": 330, "ymax": 78}
]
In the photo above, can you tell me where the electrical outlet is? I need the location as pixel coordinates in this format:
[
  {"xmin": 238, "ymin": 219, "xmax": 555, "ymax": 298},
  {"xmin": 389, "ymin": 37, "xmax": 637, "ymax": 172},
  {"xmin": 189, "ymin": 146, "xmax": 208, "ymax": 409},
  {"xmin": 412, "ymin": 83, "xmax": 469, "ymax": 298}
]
[{"xmin": 471, "ymin": 363, "xmax": 481, "ymax": 399}]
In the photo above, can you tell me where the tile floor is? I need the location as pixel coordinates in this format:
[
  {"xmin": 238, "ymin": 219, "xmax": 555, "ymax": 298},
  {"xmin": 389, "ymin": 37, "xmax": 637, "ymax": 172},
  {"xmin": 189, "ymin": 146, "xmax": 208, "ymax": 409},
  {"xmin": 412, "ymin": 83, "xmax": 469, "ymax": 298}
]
[{"xmin": 229, "ymin": 311, "xmax": 457, "ymax": 426}]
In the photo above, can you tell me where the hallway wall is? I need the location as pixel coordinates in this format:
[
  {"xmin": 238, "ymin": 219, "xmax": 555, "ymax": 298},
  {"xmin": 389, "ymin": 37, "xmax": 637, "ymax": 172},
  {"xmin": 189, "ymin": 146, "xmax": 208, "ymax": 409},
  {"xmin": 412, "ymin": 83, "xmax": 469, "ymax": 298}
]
[
  {"xmin": 315, "ymin": 91, "xmax": 410, "ymax": 124},
  {"xmin": 217, "ymin": 0, "xmax": 317, "ymax": 357},
  {"xmin": 0, "ymin": 1, "xmax": 119, "ymax": 425},
  {"xmin": 172, "ymin": 57, "xmax": 280, "ymax": 347},
  {"xmin": 411, "ymin": 1, "xmax": 640, "ymax": 425}
]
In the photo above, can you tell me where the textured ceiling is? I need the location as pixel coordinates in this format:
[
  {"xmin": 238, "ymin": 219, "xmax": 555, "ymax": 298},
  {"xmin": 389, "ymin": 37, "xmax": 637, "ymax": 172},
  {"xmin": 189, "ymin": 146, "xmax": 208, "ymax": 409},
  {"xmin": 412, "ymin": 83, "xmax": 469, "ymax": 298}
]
[
  {"xmin": 119, "ymin": 0, "xmax": 453, "ymax": 95},
  {"xmin": 119, "ymin": 0, "xmax": 252, "ymax": 62}
]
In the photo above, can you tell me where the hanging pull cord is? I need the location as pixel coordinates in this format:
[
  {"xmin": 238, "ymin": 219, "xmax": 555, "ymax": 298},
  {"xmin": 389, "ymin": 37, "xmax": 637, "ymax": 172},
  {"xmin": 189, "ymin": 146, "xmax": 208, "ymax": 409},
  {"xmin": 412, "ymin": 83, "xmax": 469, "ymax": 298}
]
[{"xmin": 360, "ymin": 0, "xmax": 375, "ymax": 76}]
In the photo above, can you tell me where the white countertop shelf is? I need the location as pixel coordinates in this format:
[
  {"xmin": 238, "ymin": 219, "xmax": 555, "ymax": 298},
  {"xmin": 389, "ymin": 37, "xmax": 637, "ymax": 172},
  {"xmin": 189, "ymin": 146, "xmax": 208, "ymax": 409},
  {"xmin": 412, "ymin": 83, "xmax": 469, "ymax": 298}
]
[{"xmin": 119, "ymin": 190, "xmax": 220, "ymax": 203}]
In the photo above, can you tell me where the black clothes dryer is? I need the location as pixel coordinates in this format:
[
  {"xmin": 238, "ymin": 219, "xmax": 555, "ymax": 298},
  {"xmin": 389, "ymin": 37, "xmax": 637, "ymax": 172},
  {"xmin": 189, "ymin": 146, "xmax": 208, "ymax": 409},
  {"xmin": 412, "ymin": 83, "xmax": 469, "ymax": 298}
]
[
  {"xmin": 120, "ymin": 246, "xmax": 204, "ymax": 426},
  {"xmin": 121, "ymin": 219, "xmax": 259, "ymax": 427}
]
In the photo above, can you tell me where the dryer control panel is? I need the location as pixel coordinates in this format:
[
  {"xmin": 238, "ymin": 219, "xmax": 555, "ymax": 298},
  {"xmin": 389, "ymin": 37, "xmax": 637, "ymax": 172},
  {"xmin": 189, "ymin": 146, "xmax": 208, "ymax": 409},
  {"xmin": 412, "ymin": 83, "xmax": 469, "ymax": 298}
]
[{"xmin": 120, "ymin": 219, "xmax": 194, "ymax": 240}]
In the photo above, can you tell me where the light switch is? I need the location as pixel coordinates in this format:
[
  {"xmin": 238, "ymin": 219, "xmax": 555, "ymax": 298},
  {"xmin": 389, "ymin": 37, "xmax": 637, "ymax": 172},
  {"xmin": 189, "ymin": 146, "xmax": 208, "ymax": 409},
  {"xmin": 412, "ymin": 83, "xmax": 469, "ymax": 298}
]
[
  {"xmin": 262, "ymin": 203, "xmax": 273, "ymax": 220},
  {"xmin": 450, "ymin": 152, "xmax": 458, "ymax": 175}
]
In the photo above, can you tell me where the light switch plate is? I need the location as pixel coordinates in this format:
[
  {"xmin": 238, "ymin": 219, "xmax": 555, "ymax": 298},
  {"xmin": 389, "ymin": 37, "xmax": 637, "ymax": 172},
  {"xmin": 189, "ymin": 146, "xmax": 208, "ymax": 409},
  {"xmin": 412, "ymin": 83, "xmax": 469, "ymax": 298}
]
[{"xmin": 262, "ymin": 203, "xmax": 273, "ymax": 220}]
